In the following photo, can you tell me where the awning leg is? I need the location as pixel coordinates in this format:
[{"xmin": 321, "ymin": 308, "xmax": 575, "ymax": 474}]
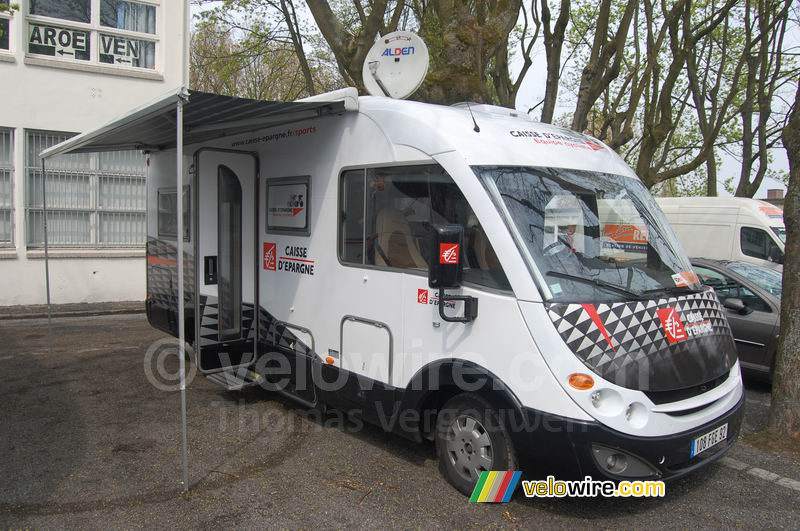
[
  {"xmin": 176, "ymin": 97, "xmax": 190, "ymax": 492},
  {"xmin": 41, "ymin": 159, "xmax": 52, "ymax": 351}
]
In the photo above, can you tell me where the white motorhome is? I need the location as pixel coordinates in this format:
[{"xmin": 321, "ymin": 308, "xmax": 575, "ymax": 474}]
[
  {"xmin": 40, "ymin": 36, "xmax": 744, "ymax": 495},
  {"xmin": 657, "ymin": 197, "xmax": 785, "ymax": 269}
]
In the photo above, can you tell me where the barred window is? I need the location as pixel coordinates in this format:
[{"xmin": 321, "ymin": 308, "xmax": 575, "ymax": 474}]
[
  {"xmin": 0, "ymin": 128, "xmax": 13, "ymax": 245},
  {"xmin": 25, "ymin": 130, "xmax": 146, "ymax": 248}
]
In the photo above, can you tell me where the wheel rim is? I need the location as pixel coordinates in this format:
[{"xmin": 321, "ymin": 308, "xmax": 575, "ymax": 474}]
[{"xmin": 445, "ymin": 414, "xmax": 494, "ymax": 483}]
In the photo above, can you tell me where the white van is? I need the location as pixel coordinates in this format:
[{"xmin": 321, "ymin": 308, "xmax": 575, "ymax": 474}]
[
  {"xmin": 44, "ymin": 88, "xmax": 745, "ymax": 496},
  {"xmin": 656, "ymin": 197, "xmax": 785, "ymax": 269}
]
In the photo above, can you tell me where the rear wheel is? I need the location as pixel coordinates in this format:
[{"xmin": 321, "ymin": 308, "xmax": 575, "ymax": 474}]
[{"xmin": 435, "ymin": 393, "xmax": 517, "ymax": 496}]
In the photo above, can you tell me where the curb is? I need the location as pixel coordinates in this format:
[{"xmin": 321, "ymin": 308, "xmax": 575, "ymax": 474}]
[{"xmin": 0, "ymin": 304, "xmax": 145, "ymax": 321}]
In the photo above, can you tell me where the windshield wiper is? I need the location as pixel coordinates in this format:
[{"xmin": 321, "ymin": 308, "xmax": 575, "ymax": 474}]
[{"xmin": 545, "ymin": 271, "xmax": 642, "ymax": 300}]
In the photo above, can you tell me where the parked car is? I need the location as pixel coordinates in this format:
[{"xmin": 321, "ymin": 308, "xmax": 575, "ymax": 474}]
[{"xmin": 692, "ymin": 258, "xmax": 782, "ymax": 381}]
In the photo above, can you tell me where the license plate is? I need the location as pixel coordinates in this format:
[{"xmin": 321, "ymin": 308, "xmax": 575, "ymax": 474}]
[{"xmin": 690, "ymin": 423, "xmax": 728, "ymax": 458}]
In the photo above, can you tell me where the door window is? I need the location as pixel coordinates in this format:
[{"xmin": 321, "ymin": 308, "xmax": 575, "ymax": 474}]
[
  {"xmin": 218, "ymin": 165, "xmax": 242, "ymax": 340},
  {"xmin": 340, "ymin": 170, "xmax": 366, "ymax": 264},
  {"xmin": 741, "ymin": 227, "xmax": 783, "ymax": 263},
  {"xmin": 339, "ymin": 165, "xmax": 510, "ymax": 290},
  {"xmin": 157, "ymin": 186, "xmax": 191, "ymax": 241},
  {"xmin": 694, "ymin": 265, "xmax": 771, "ymax": 313}
]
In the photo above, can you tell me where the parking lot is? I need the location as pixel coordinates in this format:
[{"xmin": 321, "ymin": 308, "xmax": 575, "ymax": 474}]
[{"xmin": 1, "ymin": 313, "xmax": 799, "ymax": 529}]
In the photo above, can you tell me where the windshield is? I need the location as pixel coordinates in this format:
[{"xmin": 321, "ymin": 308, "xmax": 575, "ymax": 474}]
[
  {"xmin": 728, "ymin": 261, "xmax": 783, "ymax": 299},
  {"xmin": 772, "ymin": 226, "xmax": 786, "ymax": 243},
  {"xmin": 476, "ymin": 166, "xmax": 701, "ymax": 302}
]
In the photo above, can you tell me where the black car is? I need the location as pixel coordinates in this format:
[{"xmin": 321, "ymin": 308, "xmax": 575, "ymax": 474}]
[{"xmin": 691, "ymin": 258, "xmax": 782, "ymax": 382}]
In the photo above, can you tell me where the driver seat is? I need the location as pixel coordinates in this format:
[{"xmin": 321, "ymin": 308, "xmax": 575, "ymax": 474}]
[{"xmin": 374, "ymin": 208, "xmax": 427, "ymax": 269}]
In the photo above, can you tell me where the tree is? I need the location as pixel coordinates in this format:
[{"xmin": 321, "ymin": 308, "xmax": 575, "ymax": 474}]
[
  {"xmin": 413, "ymin": 0, "xmax": 523, "ymax": 105},
  {"xmin": 191, "ymin": 2, "xmax": 342, "ymax": 99},
  {"xmin": 570, "ymin": 0, "xmax": 636, "ymax": 133},
  {"xmin": 733, "ymin": 0, "xmax": 795, "ymax": 198},
  {"xmin": 536, "ymin": 0, "xmax": 571, "ymax": 123},
  {"xmin": 306, "ymin": 0, "xmax": 407, "ymax": 91},
  {"xmin": 767, "ymin": 80, "xmax": 800, "ymax": 442}
]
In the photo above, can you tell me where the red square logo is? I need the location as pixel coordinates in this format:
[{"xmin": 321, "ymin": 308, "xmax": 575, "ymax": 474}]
[
  {"xmin": 439, "ymin": 243, "xmax": 460, "ymax": 265},
  {"xmin": 657, "ymin": 307, "xmax": 687, "ymax": 344},
  {"xmin": 417, "ymin": 289, "xmax": 429, "ymax": 304},
  {"xmin": 263, "ymin": 242, "xmax": 276, "ymax": 271}
]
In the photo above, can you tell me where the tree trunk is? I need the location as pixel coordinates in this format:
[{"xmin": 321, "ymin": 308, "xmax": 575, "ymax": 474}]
[
  {"xmin": 280, "ymin": 0, "xmax": 316, "ymax": 97},
  {"xmin": 767, "ymin": 82, "xmax": 800, "ymax": 442},
  {"xmin": 540, "ymin": 0, "xmax": 570, "ymax": 123},
  {"xmin": 706, "ymin": 152, "xmax": 717, "ymax": 196},
  {"xmin": 570, "ymin": 0, "xmax": 636, "ymax": 133}
]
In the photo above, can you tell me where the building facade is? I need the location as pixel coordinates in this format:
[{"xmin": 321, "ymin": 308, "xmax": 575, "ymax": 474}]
[{"xmin": 0, "ymin": 0, "xmax": 185, "ymax": 306}]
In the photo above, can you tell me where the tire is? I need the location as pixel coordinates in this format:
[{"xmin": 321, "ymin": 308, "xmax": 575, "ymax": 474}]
[{"xmin": 435, "ymin": 393, "xmax": 518, "ymax": 496}]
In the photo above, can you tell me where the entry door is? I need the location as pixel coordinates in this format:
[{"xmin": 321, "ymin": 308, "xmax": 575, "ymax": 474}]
[{"xmin": 196, "ymin": 150, "xmax": 258, "ymax": 373}]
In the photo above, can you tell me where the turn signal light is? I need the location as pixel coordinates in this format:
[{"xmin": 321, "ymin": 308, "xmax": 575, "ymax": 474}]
[
  {"xmin": 568, "ymin": 373, "xmax": 595, "ymax": 390},
  {"xmin": 325, "ymin": 356, "xmax": 335, "ymax": 365}
]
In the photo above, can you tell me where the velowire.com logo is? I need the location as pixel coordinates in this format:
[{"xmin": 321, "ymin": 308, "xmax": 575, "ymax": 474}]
[{"xmin": 469, "ymin": 471, "xmax": 521, "ymax": 502}]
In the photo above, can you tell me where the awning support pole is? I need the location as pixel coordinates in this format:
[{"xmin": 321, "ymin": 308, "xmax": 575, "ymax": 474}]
[
  {"xmin": 41, "ymin": 159, "xmax": 53, "ymax": 342},
  {"xmin": 176, "ymin": 97, "xmax": 189, "ymax": 492}
]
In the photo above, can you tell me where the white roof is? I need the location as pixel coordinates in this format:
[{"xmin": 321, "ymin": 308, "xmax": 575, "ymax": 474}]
[
  {"xmin": 41, "ymin": 86, "xmax": 636, "ymax": 180},
  {"xmin": 357, "ymin": 96, "xmax": 636, "ymax": 177}
]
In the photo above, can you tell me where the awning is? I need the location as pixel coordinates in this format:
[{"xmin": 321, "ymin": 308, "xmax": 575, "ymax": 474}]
[
  {"xmin": 41, "ymin": 87, "xmax": 358, "ymax": 158},
  {"xmin": 36, "ymin": 85, "xmax": 359, "ymax": 492}
]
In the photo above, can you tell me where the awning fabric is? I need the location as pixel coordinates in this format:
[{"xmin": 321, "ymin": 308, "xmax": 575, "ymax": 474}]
[{"xmin": 41, "ymin": 88, "xmax": 351, "ymax": 158}]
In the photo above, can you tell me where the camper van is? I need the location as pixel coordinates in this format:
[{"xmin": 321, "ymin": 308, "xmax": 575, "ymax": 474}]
[
  {"xmin": 42, "ymin": 33, "xmax": 744, "ymax": 497},
  {"xmin": 656, "ymin": 197, "xmax": 785, "ymax": 270},
  {"xmin": 144, "ymin": 92, "xmax": 744, "ymax": 494}
]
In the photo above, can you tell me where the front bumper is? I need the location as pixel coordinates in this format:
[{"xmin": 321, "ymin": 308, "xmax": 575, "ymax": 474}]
[{"xmin": 511, "ymin": 392, "xmax": 745, "ymax": 482}]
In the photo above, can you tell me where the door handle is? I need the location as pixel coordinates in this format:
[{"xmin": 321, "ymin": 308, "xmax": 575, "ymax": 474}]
[{"xmin": 205, "ymin": 255, "xmax": 218, "ymax": 285}]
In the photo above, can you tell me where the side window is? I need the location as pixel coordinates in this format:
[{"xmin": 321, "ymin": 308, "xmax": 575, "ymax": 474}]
[
  {"xmin": 338, "ymin": 165, "xmax": 510, "ymax": 291},
  {"xmin": 365, "ymin": 167, "xmax": 430, "ymax": 270},
  {"xmin": 741, "ymin": 227, "xmax": 783, "ymax": 262},
  {"xmin": 739, "ymin": 286, "xmax": 770, "ymax": 313},
  {"xmin": 340, "ymin": 170, "xmax": 365, "ymax": 264},
  {"xmin": 694, "ymin": 266, "xmax": 770, "ymax": 313},
  {"xmin": 157, "ymin": 186, "xmax": 190, "ymax": 241},
  {"xmin": 694, "ymin": 266, "xmax": 735, "ymax": 298}
]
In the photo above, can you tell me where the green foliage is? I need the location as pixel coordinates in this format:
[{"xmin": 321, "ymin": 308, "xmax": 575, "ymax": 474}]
[
  {"xmin": 191, "ymin": 1, "xmax": 342, "ymax": 99},
  {"xmin": 189, "ymin": 0, "xmax": 796, "ymax": 198},
  {"xmin": 0, "ymin": 3, "xmax": 19, "ymax": 14}
]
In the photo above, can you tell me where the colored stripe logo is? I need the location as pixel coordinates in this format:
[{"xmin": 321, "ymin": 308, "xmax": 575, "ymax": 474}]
[{"xmin": 469, "ymin": 471, "xmax": 521, "ymax": 502}]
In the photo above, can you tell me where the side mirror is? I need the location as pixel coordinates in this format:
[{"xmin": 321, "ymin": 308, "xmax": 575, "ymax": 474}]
[
  {"xmin": 428, "ymin": 225, "xmax": 478, "ymax": 323},
  {"xmin": 428, "ymin": 224, "xmax": 464, "ymax": 289},
  {"xmin": 723, "ymin": 297, "xmax": 752, "ymax": 315}
]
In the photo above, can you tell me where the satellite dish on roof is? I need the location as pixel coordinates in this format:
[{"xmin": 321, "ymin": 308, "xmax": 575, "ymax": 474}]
[{"xmin": 362, "ymin": 31, "xmax": 429, "ymax": 100}]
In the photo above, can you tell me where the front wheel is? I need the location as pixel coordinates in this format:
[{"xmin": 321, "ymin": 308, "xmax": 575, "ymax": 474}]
[{"xmin": 435, "ymin": 393, "xmax": 518, "ymax": 496}]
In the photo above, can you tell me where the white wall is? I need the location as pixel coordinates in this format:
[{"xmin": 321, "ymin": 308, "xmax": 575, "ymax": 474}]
[{"xmin": 0, "ymin": 0, "xmax": 185, "ymax": 305}]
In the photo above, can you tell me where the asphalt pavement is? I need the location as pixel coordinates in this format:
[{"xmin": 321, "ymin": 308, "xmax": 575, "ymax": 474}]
[{"xmin": 0, "ymin": 314, "xmax": 798, "ymax": 529}]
